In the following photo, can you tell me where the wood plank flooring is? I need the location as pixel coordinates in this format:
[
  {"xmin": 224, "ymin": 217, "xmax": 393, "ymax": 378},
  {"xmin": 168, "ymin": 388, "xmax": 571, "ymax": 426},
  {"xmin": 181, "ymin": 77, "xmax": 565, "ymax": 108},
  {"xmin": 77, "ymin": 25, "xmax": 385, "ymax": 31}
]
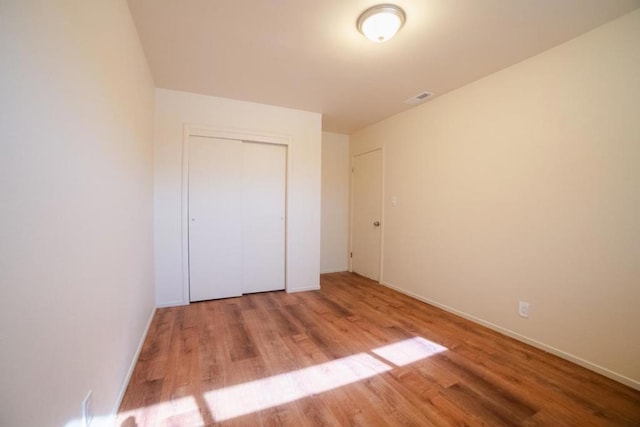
[{"xmin": 118, "ymin": 272, "xmax": 640, "ymax": 426}]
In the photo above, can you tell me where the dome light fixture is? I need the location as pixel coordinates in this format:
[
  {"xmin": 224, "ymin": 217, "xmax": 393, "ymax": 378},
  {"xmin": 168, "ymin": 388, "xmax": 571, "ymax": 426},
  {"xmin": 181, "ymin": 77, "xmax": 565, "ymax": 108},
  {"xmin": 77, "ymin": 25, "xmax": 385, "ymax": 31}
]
[{"xmin": 357, "ymin": 4, "xmax": 406, "ymax": 43}]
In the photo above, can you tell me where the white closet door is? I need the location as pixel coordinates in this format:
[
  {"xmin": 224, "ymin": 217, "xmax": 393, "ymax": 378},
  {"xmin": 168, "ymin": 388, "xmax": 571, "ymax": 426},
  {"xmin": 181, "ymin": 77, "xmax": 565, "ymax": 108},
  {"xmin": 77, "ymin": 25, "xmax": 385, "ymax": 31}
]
[
  {"xmin": 188, "ymin": 136, "xmax": 286, "ymax": 302},
  {"xmin": 242, "ymin": 142, "xmax": 286, "ymax": 293},
  {"xmin": 352, "ymin": 149, "xmax": 383, "ymax": 281},
  {"xmin": 188, "ymin": 136, "xmax": 243, "ymax": 301}
]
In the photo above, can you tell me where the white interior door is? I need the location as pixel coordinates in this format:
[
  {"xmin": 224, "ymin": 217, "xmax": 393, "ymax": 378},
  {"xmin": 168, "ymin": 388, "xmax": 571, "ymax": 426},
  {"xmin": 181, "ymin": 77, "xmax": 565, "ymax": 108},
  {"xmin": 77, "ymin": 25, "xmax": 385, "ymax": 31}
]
[
  {"xmin": 189, "ymin": 136, "xmax": 243, "ymax": 301},
  {"xmin": 188, "ymin": 136, "xmax": 286, "ymax": 301},
  {"xmin": 242, "ymin": 142, "xmax": 286, "ymax": 293},
  {"xmin": 352, "ymin": 149, "xmax": 383, "ymax": 281}
]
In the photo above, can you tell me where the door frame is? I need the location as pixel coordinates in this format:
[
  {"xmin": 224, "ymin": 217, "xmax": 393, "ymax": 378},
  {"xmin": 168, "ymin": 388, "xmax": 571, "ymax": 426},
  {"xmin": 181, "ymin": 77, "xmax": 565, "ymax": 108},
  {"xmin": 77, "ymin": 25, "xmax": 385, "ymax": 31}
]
[
  {"xmin": 349, "ymin": 146, "xmax": 386, "ymax": 282},
  {"xmin": 181, "ymin": 124, "xmax": 292, "ymax": 304}
]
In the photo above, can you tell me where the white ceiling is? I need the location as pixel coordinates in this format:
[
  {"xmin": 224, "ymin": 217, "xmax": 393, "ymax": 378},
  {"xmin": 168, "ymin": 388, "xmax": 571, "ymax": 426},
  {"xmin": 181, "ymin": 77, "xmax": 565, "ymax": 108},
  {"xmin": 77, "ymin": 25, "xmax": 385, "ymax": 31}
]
[{"xmin": 127, "ymin": 0, "xmax": 640, "ymax": 134}]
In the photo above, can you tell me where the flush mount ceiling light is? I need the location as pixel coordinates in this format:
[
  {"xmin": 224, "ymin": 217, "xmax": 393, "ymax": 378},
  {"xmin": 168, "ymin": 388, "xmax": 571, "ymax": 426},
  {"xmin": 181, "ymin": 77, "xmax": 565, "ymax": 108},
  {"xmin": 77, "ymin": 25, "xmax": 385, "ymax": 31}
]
[{"xmin": 357, "ymin": 4, "xmax": 406, "ymax": 43}]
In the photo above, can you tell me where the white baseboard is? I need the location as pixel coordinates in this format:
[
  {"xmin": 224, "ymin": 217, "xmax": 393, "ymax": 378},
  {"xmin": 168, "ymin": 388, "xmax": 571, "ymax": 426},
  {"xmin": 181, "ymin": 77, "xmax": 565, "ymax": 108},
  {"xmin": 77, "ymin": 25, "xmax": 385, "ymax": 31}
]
[
  {"xmin": 320, "ymin": 268, "xmax": 349, "ymax": 274},
  {"xmin": 287, "ymin": 285, "xmax": 321, "ymax": 293},
  {"xmin": 156, "ymin": 299, "xmax": 189, "ymax": 308},
  {"xmin": 379, "ymin": 280, "xmax": 640, "ymax": 391},
  {"xmin": 111, "ymin": 306, "xmax": 157, "ymax": 415}
]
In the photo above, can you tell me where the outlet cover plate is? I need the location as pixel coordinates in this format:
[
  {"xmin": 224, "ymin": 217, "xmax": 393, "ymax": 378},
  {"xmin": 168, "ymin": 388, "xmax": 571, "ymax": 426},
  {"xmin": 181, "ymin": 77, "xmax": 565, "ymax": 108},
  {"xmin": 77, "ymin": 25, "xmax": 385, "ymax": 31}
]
[
  {"xmin": 82, "ymin": 390, "xmax": 93, "ymax": 427},
  {"xmin": 519, "ymin": 301, "xmax": 530, "ymax": 318}
]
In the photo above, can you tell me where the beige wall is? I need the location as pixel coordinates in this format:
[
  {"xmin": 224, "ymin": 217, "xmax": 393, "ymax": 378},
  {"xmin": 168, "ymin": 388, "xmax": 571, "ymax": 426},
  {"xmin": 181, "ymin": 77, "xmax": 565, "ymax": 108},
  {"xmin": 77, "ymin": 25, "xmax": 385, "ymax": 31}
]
[
  {"xmin": 0, "ymin": 1, "xmax": 156, "ymax": 426},
  {"xmin": 154, "ymin": 89, "xmax": 322, "ymax": 306},
  {"xmin": 351, "ymin": 10, "xmax": 640, "ymax": 389},
  {"xmin": 321, "ymin": 132, "xmax": 350, "ymax": 273}
]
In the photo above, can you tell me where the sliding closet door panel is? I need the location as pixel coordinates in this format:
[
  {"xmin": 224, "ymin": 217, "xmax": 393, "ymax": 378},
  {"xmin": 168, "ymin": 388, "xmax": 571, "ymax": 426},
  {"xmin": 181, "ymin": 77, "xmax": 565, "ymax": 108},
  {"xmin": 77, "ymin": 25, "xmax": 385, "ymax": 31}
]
[
  {"xmin": 242, "ymin": 142, "xmax": 286, "ymax": 293},
  {"xmin": 188, "ymin": 136, "xmax": 243, "ymax": 301}
]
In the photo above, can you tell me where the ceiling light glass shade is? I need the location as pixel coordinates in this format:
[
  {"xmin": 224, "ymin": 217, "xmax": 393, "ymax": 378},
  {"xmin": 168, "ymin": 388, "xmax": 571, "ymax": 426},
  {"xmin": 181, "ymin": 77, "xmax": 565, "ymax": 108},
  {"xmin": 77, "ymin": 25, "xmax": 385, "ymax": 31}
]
[{"xmin": 357, "ymin": 4, "xmax": 406, "ymax": 43}]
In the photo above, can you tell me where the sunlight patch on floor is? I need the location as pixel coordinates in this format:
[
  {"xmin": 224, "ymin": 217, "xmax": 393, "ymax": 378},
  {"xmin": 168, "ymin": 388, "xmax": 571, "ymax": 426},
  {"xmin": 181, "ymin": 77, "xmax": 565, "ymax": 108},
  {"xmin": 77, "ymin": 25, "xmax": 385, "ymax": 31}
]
[
  {"xmin": 65, "ymin": 414, "xmax": 114, "ymax": 427},
  {"xmin": 109, "ymin": 336, "xmax": 448, "ymax": 425},
  {"xmin": 116, "ymin": 395, "xmax": 204, "ymax": 426},
  {"xmin": 204, "ymin": 352, "xmax": 392, "ymax": 421},
  {"xmin": 372, "ymin": 336, "xmax": 447, "ymax": 366}
]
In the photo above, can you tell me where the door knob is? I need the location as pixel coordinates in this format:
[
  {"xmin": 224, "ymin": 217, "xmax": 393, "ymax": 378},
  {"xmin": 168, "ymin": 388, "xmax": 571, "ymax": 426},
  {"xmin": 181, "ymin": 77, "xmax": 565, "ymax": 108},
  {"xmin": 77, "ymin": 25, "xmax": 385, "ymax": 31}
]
[{"xmin": 373, "ymin": 221, "xmax": 380, "ymax": 227}]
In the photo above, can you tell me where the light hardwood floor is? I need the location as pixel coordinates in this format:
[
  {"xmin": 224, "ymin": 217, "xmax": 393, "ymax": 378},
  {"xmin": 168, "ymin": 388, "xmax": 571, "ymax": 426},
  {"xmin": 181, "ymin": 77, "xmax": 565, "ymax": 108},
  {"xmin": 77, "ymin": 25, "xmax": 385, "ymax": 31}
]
[{"xmin": 118, "ymin": 272, "xmax": 640, "ymax": 426}]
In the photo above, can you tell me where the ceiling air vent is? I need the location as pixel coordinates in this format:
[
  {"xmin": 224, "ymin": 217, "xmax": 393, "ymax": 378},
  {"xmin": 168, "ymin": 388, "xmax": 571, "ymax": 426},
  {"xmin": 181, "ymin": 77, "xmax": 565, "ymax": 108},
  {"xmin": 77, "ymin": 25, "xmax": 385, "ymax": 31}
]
[{"xmin": 404, "ymin": 91, "xmax": 434, "ymax": 105}]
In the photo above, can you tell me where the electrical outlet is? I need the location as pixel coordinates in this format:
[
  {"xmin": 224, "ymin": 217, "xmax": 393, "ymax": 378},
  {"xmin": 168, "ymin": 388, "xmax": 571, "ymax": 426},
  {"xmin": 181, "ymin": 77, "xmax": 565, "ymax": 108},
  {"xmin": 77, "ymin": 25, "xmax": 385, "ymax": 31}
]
[
  {"xmin": 82, "ymin": 390, "xmax": 93, "ymax": 427},
  {"xmin": 519, "ymin": 301, "xmax": 530, "ymax": 318}
]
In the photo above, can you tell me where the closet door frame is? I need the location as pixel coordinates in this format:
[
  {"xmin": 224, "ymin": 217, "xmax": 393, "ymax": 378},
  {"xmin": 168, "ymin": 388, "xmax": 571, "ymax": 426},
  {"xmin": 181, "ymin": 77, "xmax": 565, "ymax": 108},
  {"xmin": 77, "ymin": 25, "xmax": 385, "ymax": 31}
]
[{"xmin": 181, "ymin": 124, "xmax": 291, "ymax": 304}]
